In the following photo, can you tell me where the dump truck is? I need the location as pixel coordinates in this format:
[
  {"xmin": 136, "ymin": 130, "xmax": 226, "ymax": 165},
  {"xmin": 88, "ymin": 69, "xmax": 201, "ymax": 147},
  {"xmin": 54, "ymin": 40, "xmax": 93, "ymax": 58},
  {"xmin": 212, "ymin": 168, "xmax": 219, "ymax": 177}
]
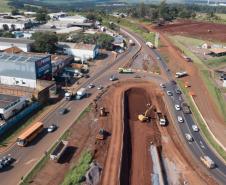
[
  {"xmin": 76, "ymin": 88, "xmax": 86, "ymax": 100},
  {"xmin": 156, "ymin": 112, "xmax": 166, "ymax": 126},
  {"xmin": 96, "ymin": 128, "xmax": 105, "ymax": 140},
  {"xmin": 200, "ymin": 155, "xmax": 215, "ymax": 169},
  {"xmin": 118, "ymin": 68, "xmax": 133, "ymax": 74},
  {"xmin": 181, "ymin": 102, "xmax": 191, "ymax": 114},
  {"xmin": 50, "ymin": 140, "xmax": 68, "ymax": 161},
  {"xmin": 175, "ymin": 71, "xmax": 187, "ymax": 78}
]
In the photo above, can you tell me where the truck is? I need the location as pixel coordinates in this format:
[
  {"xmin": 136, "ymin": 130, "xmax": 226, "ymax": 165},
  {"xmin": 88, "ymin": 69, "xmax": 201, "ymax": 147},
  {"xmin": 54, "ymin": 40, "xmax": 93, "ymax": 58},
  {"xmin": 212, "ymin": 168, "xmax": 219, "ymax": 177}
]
[
  {"xmin": 175, "ymin": 71, "xmax": 188, "ymax": 78},
  {"xmin": 157, "ymin": 112, "xmax": 166, "ymax": 126},
  {"xmin": 118, "ymin": 68, "xmax": 133, "ymax": 74},
  {"xmin": 146, "ymin": 41, "xmax": 154, "ymax": 48},
  {"xmin": 129, "ymin": 39, "xmax": 135, "ymax": 46},
  {"xmin": 76, "ymin": 88, "xmax": 86, "ymax": 100},
  {"xmin": 181, "ymin": 102, "xmax": 191, "ymax": 114},
  {"xmin": 50, "ymin": 140, "xmax": 68, "ymax": 162},
  {"xmin": 200, "ymin": 155, "xmax": 215, "ymax": 169}
]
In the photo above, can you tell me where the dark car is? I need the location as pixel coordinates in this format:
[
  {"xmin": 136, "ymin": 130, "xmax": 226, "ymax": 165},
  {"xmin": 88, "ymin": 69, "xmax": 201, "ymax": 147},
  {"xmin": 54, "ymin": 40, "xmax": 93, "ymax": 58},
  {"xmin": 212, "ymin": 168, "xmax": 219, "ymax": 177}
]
[
  {"xmin": 59, "ymin": 108, "xmax": 68, "ymax": 115},
  {"xmin": 175, "ymin": 89, "xmax": 181, "ymax": 94},
  {"xmin": 171, "ymin": 80, "xmax": 177, "ymax": 85}
]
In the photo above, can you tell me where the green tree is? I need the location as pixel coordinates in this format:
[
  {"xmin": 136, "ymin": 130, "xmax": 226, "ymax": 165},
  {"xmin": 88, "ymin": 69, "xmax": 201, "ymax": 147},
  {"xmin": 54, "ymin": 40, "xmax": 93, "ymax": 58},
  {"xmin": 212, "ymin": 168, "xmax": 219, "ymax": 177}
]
[
  {"xmin": 178, "ymin": 8, "xmax": 192, "ymax": 18},
  {"xmin": 32, "ymin": 32, "xmax": 58, "ymax": 53},
  {"xmin": 35, "ymin": 8, "xmax": 49, "ymax": 22},
  {"xmin": 11, "ymin": 8, "xmax": 20, "ymax": 16},
  {"xmin": 96, "ymin": 34, "xmax": 114, "ymax": 50},
  {"xmin": 2, "ymin": 24, "xmax": 9, "ymax": 31},
  {"xmin": 1, "ymin": 31, "xmax": 14, "ymax": 38},
  {"xmin": 158, "ymin": 0, "xmax": 172, "ymax": 21}
]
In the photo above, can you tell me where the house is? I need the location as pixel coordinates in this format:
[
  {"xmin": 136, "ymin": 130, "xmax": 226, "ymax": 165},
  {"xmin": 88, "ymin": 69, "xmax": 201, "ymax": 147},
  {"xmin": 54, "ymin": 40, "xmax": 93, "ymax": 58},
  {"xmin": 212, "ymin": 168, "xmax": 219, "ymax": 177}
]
[
  {"xmin": 113, "ymin": 35, "xmax": 125, "ymax": 48},
  {"xmin": 201, "ymin": 43, "xmax": 211, "ymax": 49},
  {"xmin": 58, "ymin": 42, "xmax": 99, "ymax": 61},
  {"xmin": 208, "ymin": 48, "xmax": 226, "ymax": 57},
  {"xmin": 0, "ymin": 37, "xmax": 34, "ymax": 52},
  {"xmin": 0, "ymin": 18, "xmax": 32, "ymax": 30}
]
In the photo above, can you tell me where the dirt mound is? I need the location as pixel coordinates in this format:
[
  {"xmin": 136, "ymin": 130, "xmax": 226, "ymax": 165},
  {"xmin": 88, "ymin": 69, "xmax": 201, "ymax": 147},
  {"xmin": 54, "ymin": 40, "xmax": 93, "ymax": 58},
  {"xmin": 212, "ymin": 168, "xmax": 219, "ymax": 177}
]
[{"xmin": 155, "ymin": 20, "xmax": 226, "ymax": 42}]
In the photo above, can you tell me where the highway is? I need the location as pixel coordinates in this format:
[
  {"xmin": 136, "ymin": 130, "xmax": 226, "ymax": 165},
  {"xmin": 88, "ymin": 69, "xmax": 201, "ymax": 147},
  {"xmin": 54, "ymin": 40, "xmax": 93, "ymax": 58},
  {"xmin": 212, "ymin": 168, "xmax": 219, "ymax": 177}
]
[{"xmin": 0, "ymin": 26, "xmax": 225, "ymax": 185}]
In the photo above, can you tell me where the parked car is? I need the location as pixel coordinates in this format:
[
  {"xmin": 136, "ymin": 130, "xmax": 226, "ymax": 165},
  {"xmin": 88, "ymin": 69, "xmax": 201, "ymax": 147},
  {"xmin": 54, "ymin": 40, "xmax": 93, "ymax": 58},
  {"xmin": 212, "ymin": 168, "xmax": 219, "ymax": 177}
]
[
  {"xmin": 88, "ymin": 83, "xmax": 95, "ymax": 89},
  {"xmin": 47, "ymin": 124, "xmax": 57, "ymax": 133},
  {"xmin": 97, "ymin": 86, "xmax": 103, "ymax": 90},
  {"xmin": 175, "ymin": 89, "xmax": 181, "ymax": 94},
  {"xmin": 160, "ymin": 83, "xmax": 166, "ymax": 88},
  {"xmin": 175, "ymin": 104, "xmax": 181, "ymax": 111},
  {"xmin": 185, "ymin": 133, "xmax": 193, "ymax": 142},
  {"xmin": 59, "ymin": 108, "xmax": 68, "ymax": 115},
  {"xmin": 177, "ymin": 116, "xmax": 184, "ymax": 123},
  {"xmin": 109, "ymin": 75, "xmax": 118, "ymax": 81},
  {"xmin": 192, "ymin": 125, "xmax": 199, "ymax": 132},
  {"xmin": 167, "ymin": 91, "xmax": 173, "ymax": 96},
  {"xmin": 0, "ymin": 154, "xmax": 13, "ymax": 170}
]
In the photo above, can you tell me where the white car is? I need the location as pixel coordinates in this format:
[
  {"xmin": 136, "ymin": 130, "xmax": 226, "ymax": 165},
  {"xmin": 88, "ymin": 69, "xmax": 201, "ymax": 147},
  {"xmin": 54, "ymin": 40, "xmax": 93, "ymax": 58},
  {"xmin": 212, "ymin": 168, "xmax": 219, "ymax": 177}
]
[
  {"xmin": 177, "ymin": 116, "xmax": 184, "ymax": 123},
  {"xmin": 160, "ymin": 83, "xmax": 166, "ymax": 88},
  {"xmin": 167, "ymin": 91, "xmax": 173, "ymax": 96},
  {"xmin": 97, "ymin": 86, "xmax": 103, "ymax": 90},
  {"xmin": 109, "ymin": 76, "xmax": 118, "ymax": 81},
  {"xmin": 175, "ymin": 104, "xmax": 181, "ymax": 111},
  {"xmin": 88, "ymin": 83, "xmax": 95, "ymax": 89},
  {"xmin": 185, "ymin": 133, "xmax": 193, "ymax": 142},
  {"xmin": 47, "ymin": 124, "xmax": 57, "ymax": 133},
  {"xmin": 192, "ymin": 125, "xmax": 199, "ymax": 132}
]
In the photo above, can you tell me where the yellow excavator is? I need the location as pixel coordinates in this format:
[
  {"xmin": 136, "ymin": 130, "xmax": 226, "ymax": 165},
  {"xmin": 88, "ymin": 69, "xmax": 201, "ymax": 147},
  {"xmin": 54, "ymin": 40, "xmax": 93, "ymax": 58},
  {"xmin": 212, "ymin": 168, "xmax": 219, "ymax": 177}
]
[{"xmin": 138, "ymin": 104, "xmax": 155, "ymax": 122}]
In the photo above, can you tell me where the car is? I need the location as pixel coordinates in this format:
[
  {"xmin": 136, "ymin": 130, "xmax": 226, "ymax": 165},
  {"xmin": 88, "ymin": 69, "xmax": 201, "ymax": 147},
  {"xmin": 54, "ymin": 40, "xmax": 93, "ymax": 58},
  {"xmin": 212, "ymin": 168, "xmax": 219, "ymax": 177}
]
[
  {"xmin": 171, "ymin": 80, "xmax": 176, "ymax": 85},
  {"xmin": 160, "ymin": 83, "xmax": 166, "ymax": 88},
  {"xmin": 177, "ymin": 116, "xmax": 184, "ymax": 123},
  {"xmin": 175, "ymin": 104, "xmax": 181, "ymax": 111},
  {"xmin": 59, "ymin": 108, "xmax": 68, "ymax": 115},
  {"xmin": 109, "ymin": 75, "xmax": 118, "ymax": 81},
  {"xmin": 97, "ymin": 86, "xmax": 103, "ymax": 90},
  {"xmin": 47, "ymin": 124, "xmax": 57, "ymax": 133},
  {"xmin": 134, "ymin": 75, "xmax": 141, "ymax": 78},
  {"xmin": 192, "ymin": 125, "xmax": 199, "ymax": 132},
  {"xmin": 84, "ymin": 74, "xmax": 90, "ymax": 78},
  {"xmin": 0, "ymin": 154, "xmax": 13, "ymax": 169},
  {"xmin": 88, "ymin": 83, "xmax": 95, "ymax": 89},
  {"xmin": 157, "ymin": 56, "xmax": 160, "ymax": 60},
  {"xmin": 167, "ymin": 91, "xmax": 173, "ymax": 96},
  {"xmin": 185, "ymin": 133, "xmax": 193, "ymax": 142},
  {"xmin": 175, "ymin": 89, "xmax": 181, "ymax": 94}
]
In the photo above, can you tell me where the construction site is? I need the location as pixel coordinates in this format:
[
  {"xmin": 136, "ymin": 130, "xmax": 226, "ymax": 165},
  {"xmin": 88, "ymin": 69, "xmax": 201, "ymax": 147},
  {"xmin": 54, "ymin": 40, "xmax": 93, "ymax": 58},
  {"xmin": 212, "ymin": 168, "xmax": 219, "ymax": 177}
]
[{"xmin": 30, "ymin": 80, "xmax": 217, "ymax": 185}]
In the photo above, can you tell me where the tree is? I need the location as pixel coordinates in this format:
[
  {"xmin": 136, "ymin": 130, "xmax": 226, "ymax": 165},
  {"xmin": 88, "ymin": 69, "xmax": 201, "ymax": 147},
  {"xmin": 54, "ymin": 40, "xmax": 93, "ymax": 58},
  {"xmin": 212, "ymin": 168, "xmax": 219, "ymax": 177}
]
[
  {"xmin": 2, "ymin": 24, "xmax": 9, "ymax": 31},
  {"xmin": 1, "ymin": 31, "xmax": 14, "ymax": 38},
  {"xmin": 11, "ymin": 8, "xmax": 20, "ymax": 16},
  {"xmin": 10, "ymin": 24, "xmax": 16, "ymax": 31},
  {"xmin": 86, "ymin": 13, "xmax": 96, "ymax": 21},
  {"xmin": 158, "ymin": 1, "xmax": 173, "ymax": 21},
  {"xmin": 35, "ymin": 8, "xmax": 49, "ymax": 22},
  {"xmin": 32, "ymin": 32, "xmax": 58, "ymax": 53},
  {"xmin": 178, "ymin": 9, "xmax": 192, "ymax": 19},
  {"xmin": 96, "ymin": 33, "xmax": 114, "ymax": 50}
]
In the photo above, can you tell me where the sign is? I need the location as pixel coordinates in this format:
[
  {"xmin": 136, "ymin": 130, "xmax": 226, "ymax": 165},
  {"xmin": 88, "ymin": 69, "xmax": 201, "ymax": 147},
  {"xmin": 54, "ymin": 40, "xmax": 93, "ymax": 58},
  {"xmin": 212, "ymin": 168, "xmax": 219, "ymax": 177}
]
[{"xmin": 35, "ymin": 56, "xmax": 52, "ymax": 78}]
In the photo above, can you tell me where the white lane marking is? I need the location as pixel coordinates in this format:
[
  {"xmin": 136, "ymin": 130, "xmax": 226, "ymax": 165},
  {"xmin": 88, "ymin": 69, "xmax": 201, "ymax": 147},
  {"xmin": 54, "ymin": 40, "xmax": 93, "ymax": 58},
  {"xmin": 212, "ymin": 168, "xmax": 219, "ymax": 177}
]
[{"xmin": 25, "ymin": 158, "xmax": 37, "ymax": 165}]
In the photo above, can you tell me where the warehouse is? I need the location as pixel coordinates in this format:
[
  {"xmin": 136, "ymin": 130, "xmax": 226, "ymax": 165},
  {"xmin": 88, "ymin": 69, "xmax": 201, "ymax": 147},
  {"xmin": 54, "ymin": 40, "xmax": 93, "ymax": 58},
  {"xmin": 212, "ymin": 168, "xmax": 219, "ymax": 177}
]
[
  {"xmin": 0, "ymin": 94, "xmax": 27, "ymax": 120},
  {"xmin": 0, "ymin": 18, "xmax": 32, "ymax": 30},
  {"xmin": 0, "ymin": 53, "xmax": 52, "ymax": 88}
]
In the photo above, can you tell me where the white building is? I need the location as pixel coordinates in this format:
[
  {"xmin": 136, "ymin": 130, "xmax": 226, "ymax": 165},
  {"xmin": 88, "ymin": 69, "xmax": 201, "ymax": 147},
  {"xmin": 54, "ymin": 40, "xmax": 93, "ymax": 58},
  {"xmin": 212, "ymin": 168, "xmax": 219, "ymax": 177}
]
[
  {"xmin": 49, "ymin": 12, "xmax": 68, "ymax": 19},
  {"xmin": 0, "ymin": 37, "xmax": 34, "ymax": 52},
  {"xmin": 58, "ymin": 15, "xmax": 87, "ymax": 23},
  {"xmin": 59, "ymin": 42, "xmax": 99, "ymax": 61},
  {"xmin": 0, "ymin": 18, "xmax": 32, "ymax": 30},
  {"xmin": 56, "ymin": 26, "xmax": 82, "ymax": 34}
]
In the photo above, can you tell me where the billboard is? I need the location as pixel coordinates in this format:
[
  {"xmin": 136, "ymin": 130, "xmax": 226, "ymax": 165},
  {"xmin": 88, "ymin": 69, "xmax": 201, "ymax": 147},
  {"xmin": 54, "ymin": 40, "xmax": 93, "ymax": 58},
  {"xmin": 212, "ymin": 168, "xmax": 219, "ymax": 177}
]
[{"xmin": 35, "ymin": 56, "xmax": 52, "ymax": 78}]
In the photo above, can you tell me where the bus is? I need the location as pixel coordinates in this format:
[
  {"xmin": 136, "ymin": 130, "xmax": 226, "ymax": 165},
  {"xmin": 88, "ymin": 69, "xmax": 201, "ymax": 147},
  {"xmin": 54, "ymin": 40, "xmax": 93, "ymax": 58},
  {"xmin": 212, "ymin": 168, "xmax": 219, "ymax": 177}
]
[{"xmin": 16, "ymin": 122, "xmax": 44, "ymax": 146}]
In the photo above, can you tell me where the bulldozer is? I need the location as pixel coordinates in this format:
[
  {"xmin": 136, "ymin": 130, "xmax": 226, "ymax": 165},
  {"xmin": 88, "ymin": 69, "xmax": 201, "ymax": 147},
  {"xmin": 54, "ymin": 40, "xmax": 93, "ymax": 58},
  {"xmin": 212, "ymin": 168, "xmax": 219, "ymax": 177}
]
[
  {"xmin": 96, "ymin": 128, "xmax": 105, "ymax": 140},
  {"xmin": 138, "ymin": 104, "xmax": 156, "ymax": 122}
]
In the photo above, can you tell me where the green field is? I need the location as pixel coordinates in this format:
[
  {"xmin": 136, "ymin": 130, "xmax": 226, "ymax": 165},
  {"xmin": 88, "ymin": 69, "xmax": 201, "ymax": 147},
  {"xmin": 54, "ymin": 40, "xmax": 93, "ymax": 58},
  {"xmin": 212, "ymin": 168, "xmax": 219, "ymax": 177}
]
[
  {"xmin": 0, "ymin": 0, "xmax": 11, "ymax": 12},
  {"xmin": 195, "ymin": 12, "xmax": 226, "ymax": 24}
]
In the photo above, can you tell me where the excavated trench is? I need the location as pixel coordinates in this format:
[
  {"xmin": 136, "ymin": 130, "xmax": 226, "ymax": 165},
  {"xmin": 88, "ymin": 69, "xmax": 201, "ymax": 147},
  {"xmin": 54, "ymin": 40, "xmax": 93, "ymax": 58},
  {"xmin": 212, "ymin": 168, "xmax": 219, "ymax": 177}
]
[{"xmin": 120, "ymin": 88, "xmax": 152, "ymax": 185}]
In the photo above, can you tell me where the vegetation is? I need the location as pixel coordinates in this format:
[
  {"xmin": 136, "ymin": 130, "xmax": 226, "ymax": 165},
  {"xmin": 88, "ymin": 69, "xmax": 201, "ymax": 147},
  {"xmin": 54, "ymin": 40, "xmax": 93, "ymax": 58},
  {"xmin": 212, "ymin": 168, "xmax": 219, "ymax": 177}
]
[
  {"xmin": 0, "ymin": 30, "xmax": 15, "ymax": 38},
  {"xmin": 0, "ymin": 0, "xmax": 11, "ymax": 12},
  {"xmin": 35, "ymin": 8, "xmax": 50, "ymax": 22},
  {"xmin": 61, "ymin": 151, "xmax": 93, "ymax": 185},
  {"xmin": 32, "ymin": 32, "xmax": 58, "ymax": 53}
]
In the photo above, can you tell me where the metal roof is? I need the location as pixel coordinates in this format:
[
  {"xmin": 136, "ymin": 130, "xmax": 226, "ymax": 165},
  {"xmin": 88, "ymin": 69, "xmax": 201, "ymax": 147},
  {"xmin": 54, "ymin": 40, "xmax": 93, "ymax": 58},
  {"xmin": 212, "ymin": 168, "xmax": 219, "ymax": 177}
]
[
  {"xmin": 0, "ymin": 37, "xmax": 34, "ymax": 44},
  {"xmin": 0, "ymin": 53, "xmax": 49, "ymax": 64},
  {"xmin": 0, "ymin": 94, "xmax": 20, "ymax": 109}
]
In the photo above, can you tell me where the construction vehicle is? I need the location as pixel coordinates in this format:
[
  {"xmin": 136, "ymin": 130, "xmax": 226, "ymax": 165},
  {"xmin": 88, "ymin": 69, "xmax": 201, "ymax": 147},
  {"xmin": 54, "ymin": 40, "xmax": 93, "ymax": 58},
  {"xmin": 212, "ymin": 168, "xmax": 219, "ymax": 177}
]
[
  {"xmin": 96, "ymin": 128, "xmax": 105, "ymax": 140},
  {"xmin": 64, "ymin": 91, "xmax": 74, "ymax": 101},
  {"xmin": 156, "ymin": 112, "xmax": 166, "ymax": 126},
  {"xmin": 118, "ymin": 68, "xmax": 133, "ymax": 74},
  {"xmin": 138, "ymin": 104, "xmax": 155, "ymax": 122},
  {"xmin": 181, "ymin": 102, "xmax": 191, "ymax": 114},
  {"xmin": 184, "ymin": 82, "xmax": 190, "ymax": 88},
  {"xmin": 146, "ymin": 41, "xmax": 154, "ymax": 49},
  {"xmin": 200, "ymin": 155, "xmax": 215, "ymax": 169},
  {"xmin": 175, "ymin": 71, "xmax": 187, "ymax": 78},
  {"xmin": 50, "ymin": 140, "xmax": 68, "ymax": 162},
  {"xmin": 75, "ymin": 88, "xmax": 86, "ymax": 100},
  {"xmin": 100, "ymin": 107, "xmax": 106, "ymax": 117}
]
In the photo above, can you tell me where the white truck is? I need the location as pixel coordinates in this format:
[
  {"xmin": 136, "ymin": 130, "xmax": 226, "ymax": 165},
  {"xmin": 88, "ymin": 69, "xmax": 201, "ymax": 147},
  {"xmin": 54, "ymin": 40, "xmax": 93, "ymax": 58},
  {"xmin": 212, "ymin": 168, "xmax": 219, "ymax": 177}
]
[
  {"xmin": 76, "ymin": 88, "xmax": 86, "ymax": 100},
  {"xmin": 175, "ymin": 71, "xmax": 188, "ymax": 78},
  {"xmin": 146, "ymin": 41, "xmax": 154, "ymax": 48},
  {"xmin": 157, "ymin": 112, "xmax": 166, "ymax": 126},
  {"xmin": 200, "ymin": 155, "xmax": 215, "ymax": 169},
  {"xmin": 50, "ymin": 140, "xmax": 68, "ymax": 162},
  {"xmin": 129, "ymin": 39, "xmax": 135, "ymax": 46},
  {"xmin": 64, "ymin": 91, "xmax": 73, "ymax": 101}
]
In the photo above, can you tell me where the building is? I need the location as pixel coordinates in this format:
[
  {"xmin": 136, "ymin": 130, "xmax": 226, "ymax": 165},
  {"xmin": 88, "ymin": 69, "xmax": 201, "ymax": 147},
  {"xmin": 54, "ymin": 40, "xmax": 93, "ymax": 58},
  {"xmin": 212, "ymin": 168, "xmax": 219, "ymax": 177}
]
[
  {"xmin": 0, "ymin": 53, "xmax": 52, "ymax": 89},
  {"xmin": 0, "ymin": 37, "xmax": 34, "ymax": 52},
  {"xmin": 0, "ymin": 18, "xmax": 32, "ymax": 30},
  {"xmin": 58, "ymin": 15, "xmax": 87, "ymax": 23},
  {"xmin": 223, "ymin": 78, "xmax": 226, "ymax": 87},
  {"xmin": 49, "ymin": 12, "xmax": 68, "ymax": 19},
  {"xmin": 208, "ymin": 48, "xmax": 226, "ymax": 57},
  {"xmin": 58, "ymin": 42, "xmax": 99, "ymax": 61},
  {"xmin": 55, "ymin": 27, "xmax": 82, "ymax": 34},
  {"xmin": 0, "ymin": 94, "xmax": 27, "ymax": 120},
  {"xmin": 201, "ymin": 43, "xmax": 211, "ymax": 49},
  {"xmin": 113, "ymin": 35, "xmax": 125, "ymax": 48}
]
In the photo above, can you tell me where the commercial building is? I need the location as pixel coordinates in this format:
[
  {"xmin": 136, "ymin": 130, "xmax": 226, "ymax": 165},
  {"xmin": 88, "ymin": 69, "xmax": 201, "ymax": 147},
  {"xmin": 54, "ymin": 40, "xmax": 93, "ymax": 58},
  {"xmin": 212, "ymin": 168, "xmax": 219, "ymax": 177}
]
[
  {"xmin": 0, "ymin": 53, "xmax": 52, "ymax": 89},
  {"xmin": 0, "ymin": 37, "xmax": 34, "ymax": 52},
  {"xmin": 58, "ymin": 42, "xmax": 99, "ymax": 61},
  {"xmin": 58, "ymin": 15, "xmax": 87, "ymax": 23},
  {"xmin": 0, "ymin": 94, "xmax": 27, "ymax": 120},
  {"xmin": 209, "ymin": 48, "xmax": 226, "ymax": 57},
  {"xmin": 0, "ymin": 18, "xmax": 32, "ymax": 30}
]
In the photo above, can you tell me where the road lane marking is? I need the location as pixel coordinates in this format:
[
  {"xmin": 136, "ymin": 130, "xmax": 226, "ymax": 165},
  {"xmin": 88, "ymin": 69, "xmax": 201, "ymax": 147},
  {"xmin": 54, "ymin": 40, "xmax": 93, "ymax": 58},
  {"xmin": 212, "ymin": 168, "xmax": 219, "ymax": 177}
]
[{"xmin": 25, "ymin": 158, "xmax": 37, "ymax": 165}]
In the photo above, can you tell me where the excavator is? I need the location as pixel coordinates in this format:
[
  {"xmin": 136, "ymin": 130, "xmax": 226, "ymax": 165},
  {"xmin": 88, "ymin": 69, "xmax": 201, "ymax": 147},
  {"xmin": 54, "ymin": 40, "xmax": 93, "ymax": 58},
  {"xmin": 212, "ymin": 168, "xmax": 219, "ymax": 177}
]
[
  {"xmin": 138, "ymin": 103, "xmax": 156, "ymax": 122},
  {"xmin": 96, "ymin": 128, "xmax": 105, "ymax": 140}
]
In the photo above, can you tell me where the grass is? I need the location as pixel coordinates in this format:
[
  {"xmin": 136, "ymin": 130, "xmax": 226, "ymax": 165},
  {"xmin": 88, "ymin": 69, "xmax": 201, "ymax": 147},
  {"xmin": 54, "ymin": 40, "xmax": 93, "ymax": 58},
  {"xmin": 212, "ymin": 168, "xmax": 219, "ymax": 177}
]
[
  {"xmin": 19, "ymin": 104, "xmax": 92, "ymax": 185},
  {"xmin": 0, "ymin": 0, "xmax": 11, "ymax": 12},
  {"xmin": 195, "ymin": 12, "xmax": 226, "ymax": 24},
  {"xmin": 205, "ymin": 56, "xmax": 226, "ymax": 68},
  {"xmin": 0, "ymin": 104, "xmax": 45, "ymax": 147},
  {"xmin": 178, "ymin": 80, "xmax": 226, "ymax": 160},
  {"xmin": 61, "ymin": 151, "xmax": 93, "ymax": 185}
]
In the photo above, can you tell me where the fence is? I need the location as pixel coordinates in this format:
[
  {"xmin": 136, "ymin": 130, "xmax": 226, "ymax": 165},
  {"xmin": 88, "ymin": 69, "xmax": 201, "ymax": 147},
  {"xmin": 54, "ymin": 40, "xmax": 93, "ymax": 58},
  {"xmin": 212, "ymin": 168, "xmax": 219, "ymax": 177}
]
[{"xmin": 0, "ymin": 102, "xmax": 42, "ymax": 137}]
